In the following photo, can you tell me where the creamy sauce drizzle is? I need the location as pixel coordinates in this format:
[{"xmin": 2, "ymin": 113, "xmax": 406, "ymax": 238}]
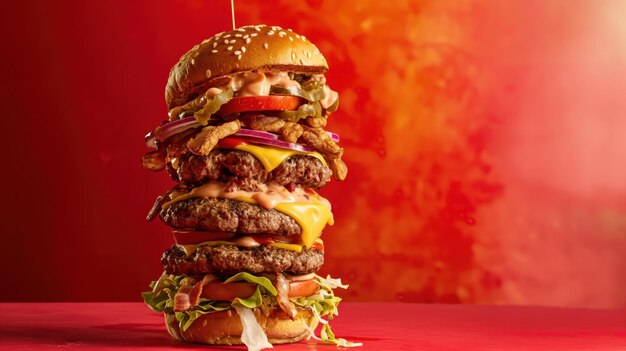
[
  {"xmin": 168, "ymin": 70, "xmax": 338, "ymax": 120},
  {"xmin": 166, "ymin": 181, "xmax": 331, "ymax": 210}
]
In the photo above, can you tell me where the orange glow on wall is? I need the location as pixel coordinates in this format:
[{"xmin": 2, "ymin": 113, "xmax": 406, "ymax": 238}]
[{"xmin": 2, "ymin": 0, "xmax": 625, "ymax": 307}]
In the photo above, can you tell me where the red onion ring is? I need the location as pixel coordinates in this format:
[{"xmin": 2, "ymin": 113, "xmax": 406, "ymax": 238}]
[{"xmin": 145, "ymin": 117, "xmax": 340, "ymax": 148}]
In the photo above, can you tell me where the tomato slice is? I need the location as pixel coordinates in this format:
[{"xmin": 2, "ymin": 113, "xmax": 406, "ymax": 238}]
[
  {"xmin": 201, "ymin": 282, "xmax": 257, "ymax": 301},
  {"xmin": 173, "ymin": 230, "xmax": 235, "ymax": 245},
  {"xmin": 248, "ymin": 236, "xmax": 275, "ymax": 245},
  {"xmin": 311, "ymin": 240, "xmax": 324, "ymax": 250},
  {"xmin": 217, "ymin": 96, "xmax": 303, "ymax": 116},
  {"xmin": 288, "ymin": 279, "xmax": 320, "ymax": 298},
  {"xmin": 217, "ymin": 137, "xmax": 247, "ymax": 149},
  {"xmin": 200, "ymin": 279, "xmax": 319, "ymax": 301}
]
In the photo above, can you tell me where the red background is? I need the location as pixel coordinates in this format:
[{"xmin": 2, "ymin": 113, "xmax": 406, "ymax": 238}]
[{"xmin": 2, "ymin": 0, "xmax": 625, "ymax": 307}]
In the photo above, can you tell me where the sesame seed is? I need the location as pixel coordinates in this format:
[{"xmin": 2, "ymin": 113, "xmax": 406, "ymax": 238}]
[
  {"xmin": 223, "ymin": 39, "xmax": 228, "ymax": 44},
  {"xmin": 279, "ymin": 31, "xmax": 286, "ymax": 37},
  {"xmin": 302, "ymin": 35, "xmax": 306, "ymax": 41},
  {"xmin": 241, "ymin": 47, "xmax": 246, "ymax": 52},
  {"xmin": 306, "ymin": 51, "xmax": 311, "ymax": 58},
  {"xmin": 191, "ymin": 58, "xmax": 195, "ymax": 64},
  {"xmin": 227, "ymin": 46, "xmax": 233, "ymax": 50},
  {"xmin": 211, "ymin": 49, "xmax": 218, "ymax": 53},
  {"xmin": 291, "ymin": 52, "xmax": 296, "ymax": 60},
  {"xmin": 229, "ymin": 39, "xmax": 236, "ymax": 43},
  {"xmin": 235, "ymin": 34, "xmax": 242, "ymax": 37},
  {"xmin": 212, "ymin": 42, "xmax": 217, "ymax": 48},
  {"xmin": 272, "ymin": 26, "xmax": 280, "ymax": 30},
  {"xmin": 263, "ymin": 43, "xmax": 269, "ymax": 49},
  {"xmin": 224, "ymin": 34, "xmax": 231, "ymax": 38},
  {"xmin": 289, "ymin": 36, "xmax": 293, "ymax": 41},
  {"xmin": 254, "ymin": 26, "xmax": 261, "ymax": 31},
  {"xmin": 236, "ymin": 28, "xmax": 245, "ymax": 32},
  {"xmin": 234, "ymin": 50, "xmax": 241, "ymax": 55},
  {"xmin": 243, "ymin": 34, "xmax": 249, "ymax": 38},
  {"xmin": 287, "ymin": 28, "xmax": 293, "ymax": 32},
  {"xmin": 295, "ymin": 34, "xmax": 300, "ymax": 39},
  {"xmin": 250, "ymin": 33, "xmax": 258, "ymax": 37},
  {"xmin": 267, "ymin": 30, "xmax": 275, "ymax": 35},
  {"xmin": 238, "ymin": 54, "xmax": 242, "ymax": 60},
  {"xmin": 245, "ymin": 38, "xmax": 251, "ymax": 44}
]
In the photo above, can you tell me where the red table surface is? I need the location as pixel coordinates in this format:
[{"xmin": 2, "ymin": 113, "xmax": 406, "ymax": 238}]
[{"xmin": 0, "ymin": 303, "xmax": 624, "ymax": 350}]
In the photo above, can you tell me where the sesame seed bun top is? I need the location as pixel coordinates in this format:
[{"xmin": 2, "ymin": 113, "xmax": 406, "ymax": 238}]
[{"xmin": 165, "ymin": 25, "xmax": 329, "ymax": 109}]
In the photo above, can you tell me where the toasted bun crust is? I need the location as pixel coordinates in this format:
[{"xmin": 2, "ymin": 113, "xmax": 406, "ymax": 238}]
[
  {"xmin": 166, "ymin": 25, "xmax": 328, "ymax": 109},
  {"xmin": 165, "ymin": 307, "xmax": 318, "ymax": 345}
]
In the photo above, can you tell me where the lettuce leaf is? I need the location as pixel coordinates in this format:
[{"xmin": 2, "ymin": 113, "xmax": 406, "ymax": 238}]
[
  {"xmin": 141, "ymin": 272, "xmax": 360, "ymax": 347},
  {"xmin": 225, "ymin": 272, "xmax": 277, "ymax": 296},
  {"xmin": 142, "ymin": 274, "xmax": 183, "ymax": 313},
  {"xmin": 232, "ymin": 286, "xmax": 264, "ymax": 308},
  {"xmin": 178, "ymin": 301, "xmax": 230, "ymax": 332}
]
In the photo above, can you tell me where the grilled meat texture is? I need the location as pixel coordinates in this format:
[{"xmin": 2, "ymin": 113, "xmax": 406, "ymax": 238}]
[
  {"xmin": 166, "ymin": 149, "xmax": 331, "ymax": 188},
  {"xmin": 160, "ymin": 198, "xmax": 302, "ymax": 236},
  {"xmin": 162, "ymin": 244, "xmax": 324, "ymax": 276}
]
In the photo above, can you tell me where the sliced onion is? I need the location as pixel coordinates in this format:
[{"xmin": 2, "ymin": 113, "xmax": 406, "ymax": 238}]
[
  {"xmin": 236, "ymin": 129, "xmax": 339, "ymax": 142},
  {"xmin": 145, "ymin": 117, "xmax": 340, "ymax": 148},
  {"xmin": 235, "ymin": 136, "xmax": 315, "ymax": 152},
  {"xmin": 327, "ymin": 131, "xmax": 340, "ymax": 142},
  {"xmin": 144, "ymin": 116, "xmax": 200, "ymax": 147},
  {"xmin": 234, "ymin": 129, "xmax": 280, "ymax": 140}
]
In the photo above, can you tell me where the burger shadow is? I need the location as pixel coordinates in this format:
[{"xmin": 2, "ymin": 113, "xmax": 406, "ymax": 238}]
[
  {"xmin": 0, "ymin": 323, "xmax": 346, "ymax": 349},
  {"xmin": 0, "ymin": 323, "xmax": 207, "ymax": 349}
]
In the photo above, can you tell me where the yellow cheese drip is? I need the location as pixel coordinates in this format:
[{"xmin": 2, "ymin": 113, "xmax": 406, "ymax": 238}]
[
  {"xmin": 274, "ymin": 202, "xmax": 333, "ymax": 248},
  {"xmin": 233, "ymin": 143, "xmax": 327, "ymax": 172},
  {"xmin": 270, "ymin": 242, "xmax": 303, "ymax": 252}
]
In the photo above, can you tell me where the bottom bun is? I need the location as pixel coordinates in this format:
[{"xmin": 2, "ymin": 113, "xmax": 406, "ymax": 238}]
[{"xmin": 165, "ymin": 307, "xmax": 318, "ymax": 345}]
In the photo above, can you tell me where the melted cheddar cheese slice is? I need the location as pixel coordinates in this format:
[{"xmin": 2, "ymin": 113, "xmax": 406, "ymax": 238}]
[
  {"xmin": 162, "ymin": 182, "xmax": 333, "ymax": 249},
  {"xmin": 233, "ymin": 143, "xmax": 327, "ymax": 172}
]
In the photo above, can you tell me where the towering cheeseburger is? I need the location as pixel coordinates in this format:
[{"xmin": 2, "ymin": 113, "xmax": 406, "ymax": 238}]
[{"xmin": 141, "ymin": 25, "xmax": 352, "ymax": 349}]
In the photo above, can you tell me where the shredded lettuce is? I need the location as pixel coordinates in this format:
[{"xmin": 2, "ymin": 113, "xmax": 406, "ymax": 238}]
[
  {"xmin": 321, "ymin": 323, "xmax": 363, "ymax": 347},
  {"xmin": 233, "ymin": 304, "xmax": 274, "ymax": 351},
  {"xmin": 315, "ymin": 274, "xmax": 349, "ymax": 290},
  {"xmin": 142, "ymin": 274, "xmax": 183, "ymax": 313},
  {"xmin": 142, "ymin": 272, "xmax": 360, "ymax": 347}
]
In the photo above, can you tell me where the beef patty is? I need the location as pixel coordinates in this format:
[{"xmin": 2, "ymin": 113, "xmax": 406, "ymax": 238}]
[
  {"xmin": 161, "ymin": 244, "xmax": 324, "ymax": 276},
  {"xmin": 167, "ymin": 150, "xmax": 331, "ymax": 188},
  {"xmin": 160, "ymin": 197, "xmax": 302, "ymax": 236}
]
